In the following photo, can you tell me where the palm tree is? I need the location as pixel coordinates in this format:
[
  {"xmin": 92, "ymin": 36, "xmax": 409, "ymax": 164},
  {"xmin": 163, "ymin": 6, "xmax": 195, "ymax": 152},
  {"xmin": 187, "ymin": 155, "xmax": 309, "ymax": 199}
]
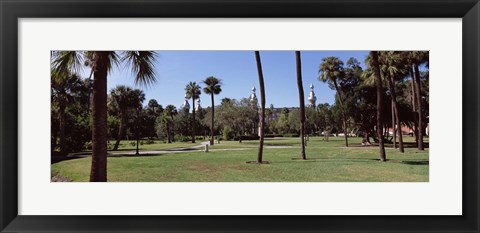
[
  {"xmin": 317, "ymin": 103, "xmax": 331, "ymax": 142},
  {"xmin": 319, "ymin": 57, "xmax": 349, "ymax": 147},
  {"xmin": 147, "ymin": 99, "xmax": 162, "ymax": 115},
  {"xmin": 110, "ymin": 85, "xmax": 143, "ymax": 151},
  {"xmin": 379, "ymin": 51, "xmax": 406, "ymax": 153},
  {"xmin": 132, "ymin": 89, "xmax": 145, "ymax": 156},
  {"xmin": 164, "ymin": 105, "xmax": 177, "ymax": 143},
  {"xmin": 368, "ymin": 51, "xmax": 387, "ymax": 161},
  {"xmin": 51, "ymin": 71, "xmax": 84, "ymax": 157},
  {"xmin": 405, "ymin": 51, "xmax": 428, "ymax": 150},
  {"xmin": 295, "ymin": 51, "xmax": 307, "ymax": 160},
  {"xmin": 185, "ymin": 81, "xmax": 201, "ymax": 143},
  {"xmin": 202, "ymin": 76, "xmax": 222, "ymax": 145},
  {"xmin": 254, "ymin": 51, "xmax": 266, "ymax": 163},
  {"xmin": 51, "ymin": 51, "xmax": 157, "ymax": 182}
]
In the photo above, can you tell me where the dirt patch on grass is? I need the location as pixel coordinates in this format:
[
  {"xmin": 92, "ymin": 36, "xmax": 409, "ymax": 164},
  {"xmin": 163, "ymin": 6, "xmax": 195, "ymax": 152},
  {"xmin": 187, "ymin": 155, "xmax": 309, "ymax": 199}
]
[
  {"xmin": 246, "ymin": 161, "xmax": 270, "ymax": 164},
  {"xmin": 186, "ymin": 161, "xmax": 221, "ymax": 173},
  {"xmin": 186, "ymin": 161, "xmax": 254, "ymax": 174},
  {"xmin": 51, "ymin": 173, "xmax": 72, "ymax": 182}
]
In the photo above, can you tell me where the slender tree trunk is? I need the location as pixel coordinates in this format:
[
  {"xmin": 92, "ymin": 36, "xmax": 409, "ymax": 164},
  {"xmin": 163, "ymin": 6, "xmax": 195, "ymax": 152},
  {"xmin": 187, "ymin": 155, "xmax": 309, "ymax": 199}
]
[
  {"xmin": 386, "ymin": 74, "xmax": 404, "ymax": 153},
  {"xmin": 113, "ymin": 110, "xmax": 126, "ymax": 151},
  {"xmin": 136, "ymin": 108, "xmax": 140, "ymax": 156},
  {"xmin": 192, "ymin": 97, "xmax": 196, "ymax": 143},
  {"xmin": 210, "ymin": 93, "xmax": 215, "ymax": 145},
  {"xmin": 59, "ymin": 102, "xmax": 67, "ymax": 157},
  {"xmin": 363, "ymin": 130, "xmax": 369, "ymax": 145},
  {"xmin": 391, "ymin": 99, "xmax": 396, "ymax": 149},
  {"xmin": 414, "ymin": 63, "xmax": 424, "ymax": 150},
  {"xmin": 167, "ymin": 123, "xmax": 171, "ymax": 143},
  {"xmin": 239, "ymin": 129, "xmax": 243, "ymax": 143},
  {"xmin": 333, "ymin": 81, "xmax": 348, "ymax": 147},
  {"xmin": 410, "ymin": 69, "xmax": 419, "ymax": 143},
  {"xmin": 170, "ymin": 115, "xmax": 175, "ymax": 142},
  {"xmin": 52, "ymin": 124, "xmax": 58, "ymax": 154},
  {"xmin": 255, "ymin": 51, "xmax": 266, "ymax": 163},
  {"xmin": 370, "ymin": 51, "xmax": 386, "ymax": 161},
  {"xmin": 295, "ymin": 51, "xmax": 307, "ymax": 160},
  {"xmin": 90, "ymin": 52, "xmax": 108, "ymax": 182},
  {"xmin": 324, "ymin": 115, "xmax": 329, "ymax": 142},
  {"xmin": 394, "ymin": 106, "xmax": 404, "ymax": 152}
]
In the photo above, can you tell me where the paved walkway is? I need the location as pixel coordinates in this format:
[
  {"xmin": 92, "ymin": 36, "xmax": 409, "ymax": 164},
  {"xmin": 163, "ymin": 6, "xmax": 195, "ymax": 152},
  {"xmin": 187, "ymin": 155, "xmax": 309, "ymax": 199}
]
[{"xmin": 67, "ymin": 141, "xmax": 297, "ymax": 158}]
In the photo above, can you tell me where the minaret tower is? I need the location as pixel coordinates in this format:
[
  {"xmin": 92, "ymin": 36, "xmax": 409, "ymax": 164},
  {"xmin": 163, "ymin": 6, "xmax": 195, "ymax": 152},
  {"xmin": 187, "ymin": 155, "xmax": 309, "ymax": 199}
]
[
  {"xmin": 195, "ymin": 98, "xmax": 202, "ymax": 112},
  {"xmin": 181, "ymin": 94, "xmax": 190, "ymax": 112},
  {"xmin": 249, "ymin": 86, "xmax": 258, "ymax": 108},
  {"xmin": 308, "ymin": 83, "xmax": 317, "ymax": 108}
]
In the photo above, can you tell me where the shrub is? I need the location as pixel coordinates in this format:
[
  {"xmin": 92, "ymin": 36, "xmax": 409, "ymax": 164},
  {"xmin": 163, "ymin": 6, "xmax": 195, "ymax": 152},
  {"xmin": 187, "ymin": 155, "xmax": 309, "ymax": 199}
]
[
  {"xmin": 85, "ymin": 141, "xmax": 93, "ymax": 150},
  {"xmin": 222, "ymin": 126, "xmax": 234, "ymax": 140},
  {"xmin": 233, "ymin": 135, "xmax": 260, "ymax": 141},
  {"xmin": 265, "ymin": 134, "xmax": 283, "ymax": 138},
  {"xmin": 145, "ymin": 138, "xmax": 156, "ymax": 144},
  {"xmin": 283, "ymin": 133, "xmax": 299, "ymax": 137},
  {"xmin": 175, "ymin": 135, "xmax": 191, "ymax": 142}
]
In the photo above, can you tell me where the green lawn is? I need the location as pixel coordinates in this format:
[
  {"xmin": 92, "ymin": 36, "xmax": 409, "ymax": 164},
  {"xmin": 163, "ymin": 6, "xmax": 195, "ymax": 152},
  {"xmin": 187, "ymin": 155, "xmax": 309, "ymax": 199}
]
[{"xmin": 52, "ymin": 137, "xmax": 429, "ymax": 182}]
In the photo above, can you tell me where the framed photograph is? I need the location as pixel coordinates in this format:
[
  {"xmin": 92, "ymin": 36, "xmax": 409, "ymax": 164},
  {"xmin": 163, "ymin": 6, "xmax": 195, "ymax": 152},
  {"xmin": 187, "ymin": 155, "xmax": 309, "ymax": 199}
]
[{"xmin": 1, "ymin": 0, "xmax": 478, "ymax": 232}]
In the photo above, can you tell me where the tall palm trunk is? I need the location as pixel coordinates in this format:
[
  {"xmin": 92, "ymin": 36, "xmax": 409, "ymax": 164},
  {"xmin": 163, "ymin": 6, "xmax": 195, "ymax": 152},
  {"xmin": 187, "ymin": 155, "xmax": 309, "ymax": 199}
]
[
  {"xmin": 210, "ymin": 93, "xmax": 215, "ymax": 145},
  {"xmin": 58, "ymin": 102, "xmax": 67, "ymax": 157},
  {"xmin": 90, "ymin": 52, "xmax": 108, "ymax": 182},
  {"xmin": 410, "ymin": 70, "xmax": 419, "ymax": 143},
  {"xmin": 171, "ymin": 115, "xmax": 175, "ymax": 142},
  {"xmin": 191, "ymin": 97, "xmax": 196, "ymax": 143},
  {"xmin": 52, "ymin": 124, "xmax": 58, "ymax": 154},
  {"xmin": 255, "ymin": 51, "xmax": 266, "ymax": 163},
  {"xmin": 386, "ymin": 74, "xmax": 404, "ymax": 153},
  {"xmin": 167, "ymin": 123, "xmax": 171, "ymax": 143},
  {"xmin": 135, "ymin": 108, "xmax": 140, "ymax": 156},
  {"xmin": 414, "ymin": 63, "xmax": 424, "ymax": 150},
  {"xmin": 333, "ymin": 81, "xmax": 349, "ymax": 147},
  {"xmin": 295, "ymin": 51, "xmax": 307, "ymax": 160},
  {"xmin": 371, "ymin": 51, "xmax": 386, "ymax": 161},
  {"xmin": 113, "ymin": 110, "xmax": 126, "ymax": 151},
  {"xmin": 391, "ymin": 99, "xmax": 396, "ymax": 148},
  {"xmin": 324, "ymin": 115, "xmax": 329, "ymax": 142}
]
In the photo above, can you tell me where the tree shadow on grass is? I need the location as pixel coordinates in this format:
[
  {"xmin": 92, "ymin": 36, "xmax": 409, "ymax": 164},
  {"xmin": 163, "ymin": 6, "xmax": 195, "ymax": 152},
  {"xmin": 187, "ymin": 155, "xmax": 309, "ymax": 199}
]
[
  {"xmin": 51, "ymin": 152, "xmax": 174, "ymax": 164},
  {"xmin": 278, "ymin": 157, "xmax": 429, "ymax": 165},
  {"xmin": 51, "ymin": 156, "xmax": 83, "ymax": 164},
  {"xmin": 384, "ymin": 142, "xmax": 430, "ymax": 149},
  {"xmin": 401, "ymin": 160, "xmax": 429, "ymax": 165},
  {"xmin": 348, "ymin": 142, "xmax": 429, "ymax": 149},
  {"xmin": 111, "ymin": 153, "xmax": 168, "ymax": 158}
]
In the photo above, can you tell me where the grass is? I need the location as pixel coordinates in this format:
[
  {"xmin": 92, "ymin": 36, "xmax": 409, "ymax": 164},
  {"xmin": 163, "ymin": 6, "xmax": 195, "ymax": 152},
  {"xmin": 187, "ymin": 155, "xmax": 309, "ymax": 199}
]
[{"xmin": 52, "ymin": 136, "xmax": 429, "ymax": 182}]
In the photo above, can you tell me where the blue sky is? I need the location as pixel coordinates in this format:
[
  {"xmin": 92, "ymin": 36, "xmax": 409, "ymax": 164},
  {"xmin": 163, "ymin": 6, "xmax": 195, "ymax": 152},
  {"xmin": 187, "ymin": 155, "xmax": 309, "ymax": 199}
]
[{"xmin": 105, "ymin": 51, "xmax": 369, "ymax": 108}]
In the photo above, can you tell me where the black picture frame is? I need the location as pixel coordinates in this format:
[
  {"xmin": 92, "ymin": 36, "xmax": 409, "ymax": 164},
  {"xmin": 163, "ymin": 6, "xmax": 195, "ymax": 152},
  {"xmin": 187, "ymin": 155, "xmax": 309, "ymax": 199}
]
[{"xmin": 1, "ymin": 0, "xmax": 479, "ymax": 232}]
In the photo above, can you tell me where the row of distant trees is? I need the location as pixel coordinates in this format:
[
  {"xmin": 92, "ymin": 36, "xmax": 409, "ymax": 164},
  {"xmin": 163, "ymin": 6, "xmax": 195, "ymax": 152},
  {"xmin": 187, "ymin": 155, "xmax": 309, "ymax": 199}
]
[
  {"xmin": 251, "ymin": 51, "xmax": 429, "ymax": 163},
  {"xmin": 51, "ymin": 50, "xmax": 428, "ymax": 181}
]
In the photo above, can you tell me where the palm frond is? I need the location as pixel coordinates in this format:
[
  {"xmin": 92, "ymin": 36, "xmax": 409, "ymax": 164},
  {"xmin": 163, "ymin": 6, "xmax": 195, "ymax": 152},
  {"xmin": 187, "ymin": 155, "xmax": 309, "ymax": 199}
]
[
  {"xmin": 122, "ymin": 51, "xmax": 157, "ymax": 87},
  {"xmin": 51, "ymin": 51, "xmax": 84, "ymax": 81},
  {"xmin": 202, "ymin": 76, "xmax": 222, "ymax": 95},
  {"xmin": 185, "ymin": 81, "xmax": 201, "ymax": 99}
]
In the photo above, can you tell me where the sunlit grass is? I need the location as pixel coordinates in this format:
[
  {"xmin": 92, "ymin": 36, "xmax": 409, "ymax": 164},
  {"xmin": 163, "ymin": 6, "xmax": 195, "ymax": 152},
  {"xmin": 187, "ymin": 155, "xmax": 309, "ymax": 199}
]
[{"xmin": 52, "ymin": 136, "xmax": 429, "ymax": 182}]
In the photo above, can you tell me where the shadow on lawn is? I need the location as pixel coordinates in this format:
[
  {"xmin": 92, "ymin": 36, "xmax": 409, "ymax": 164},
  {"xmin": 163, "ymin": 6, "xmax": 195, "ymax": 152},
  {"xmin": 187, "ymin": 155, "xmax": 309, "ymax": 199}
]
[
  {"xmin": 401, "ymin": 160, "xmax": 429, "ymax": 165},
  {"xmin": 275, "ymin": 157, "xmax": 430, "ymax": 165},
  {"xmin": 51, "ymin": 151, "xmax": 180, "ymax": 164},
  {"xmin": 51, "ymin": 156, "xmax": 83, "ymax": 164},
  {"xmin": 384, "ymin": 142, "xmax": 429, "ymax": 148}
]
